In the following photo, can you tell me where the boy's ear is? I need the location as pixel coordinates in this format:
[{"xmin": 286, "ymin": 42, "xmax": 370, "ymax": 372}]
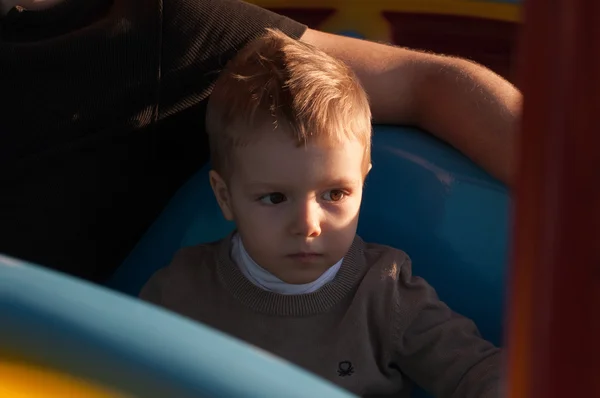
[
  {"xmin": 363, "ymin": 163, "xmax": 373, "ymax": 181},
  {"xmin": 209, "ymin": 170, "xmax": 234, "ymax": 221}
]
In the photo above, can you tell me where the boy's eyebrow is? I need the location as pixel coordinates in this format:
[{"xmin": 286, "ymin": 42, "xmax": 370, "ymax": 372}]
[
  {"xmin": 242, "ymin": 181, "xmax": 287, "ymax": 191},
  {"xmin": 324, "ymin": 177, "xmax": 361, "ymax": 187},
  {"xmin": 243, "ymin": 177, "xmax": 361, "ymax": 191}
]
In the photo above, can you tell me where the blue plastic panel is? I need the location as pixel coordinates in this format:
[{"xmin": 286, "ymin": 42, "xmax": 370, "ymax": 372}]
[{"xmin": 0, "ymin": 254, "xmax": 356, "ymax": 398}]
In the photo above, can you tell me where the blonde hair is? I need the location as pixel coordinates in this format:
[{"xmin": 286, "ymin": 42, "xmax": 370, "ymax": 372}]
[{"xmin": 206, "ymin": 28, "xmax": 372, "ymax": 177}]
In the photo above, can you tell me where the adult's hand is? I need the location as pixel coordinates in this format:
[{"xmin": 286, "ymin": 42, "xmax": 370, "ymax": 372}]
[{"xmin": 301, "ymin": 29, "xmax": 522, "ymax": 186}]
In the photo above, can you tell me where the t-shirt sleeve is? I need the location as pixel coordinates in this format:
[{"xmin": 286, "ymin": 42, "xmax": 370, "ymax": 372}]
[
  {"xmin": 159, "ymin": 0, "xmax": 307, "ymax": 116},
  {"xmin": 390, "ymin": 263, "xmax": 503, "ymax": 398}
]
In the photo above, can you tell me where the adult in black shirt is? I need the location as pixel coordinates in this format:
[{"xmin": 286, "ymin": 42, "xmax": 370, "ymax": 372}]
[{"xmin": 0, "ymin": 0, "xmax": 521, "ymax": 283}]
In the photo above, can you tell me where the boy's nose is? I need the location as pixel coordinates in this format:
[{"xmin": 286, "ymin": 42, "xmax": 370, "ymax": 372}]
[{"xmin": 290, "ymin": 201, "xmax": 322, "ymax": 238}]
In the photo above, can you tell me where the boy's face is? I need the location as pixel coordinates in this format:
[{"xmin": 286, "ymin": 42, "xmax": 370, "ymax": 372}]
[{"xmin": 210, "ymin": 131, "xmax": 369, "ymax": 284}]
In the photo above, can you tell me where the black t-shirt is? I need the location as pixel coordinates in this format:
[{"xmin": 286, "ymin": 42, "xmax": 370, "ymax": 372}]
[{"xmin": 0, "ymin": 0, "xmax": 306, "ymax": 282}]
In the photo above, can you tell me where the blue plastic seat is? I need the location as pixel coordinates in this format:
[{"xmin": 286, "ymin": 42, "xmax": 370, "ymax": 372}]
[{"xmin": 107, "ymin": 125, "xmax": 509, "ymax": 396}]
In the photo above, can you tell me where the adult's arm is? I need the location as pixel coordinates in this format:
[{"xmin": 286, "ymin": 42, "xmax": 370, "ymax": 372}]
[{"xmin": 301, "ymin": 29, "xmax": 522, "ymax": 186}]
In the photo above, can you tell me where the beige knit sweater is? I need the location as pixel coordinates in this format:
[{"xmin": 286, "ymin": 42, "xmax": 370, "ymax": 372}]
[{"xmin": 140, "ymin": 235, "xmax": 501, "ymax": 397}]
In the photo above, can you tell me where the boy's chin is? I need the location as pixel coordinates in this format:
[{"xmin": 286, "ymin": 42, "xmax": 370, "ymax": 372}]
[{"xmin": 272, "ymin": 263, "xmax": 333, "ymax": 285}]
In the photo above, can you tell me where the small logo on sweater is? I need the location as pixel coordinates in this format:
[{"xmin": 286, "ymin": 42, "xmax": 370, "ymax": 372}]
[{"xmin": 337, "ymin": 361, "xmax": 354, "ymax": 377}]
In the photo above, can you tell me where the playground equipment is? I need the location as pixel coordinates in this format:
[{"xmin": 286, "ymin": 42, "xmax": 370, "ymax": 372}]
[
  {"xmin": 504, "ymin": 0, "xmax": 600, "ymax": 396},
  {"xmin": 1, "ymin": 0, "xmax": 598, "ymax": 397},
  {"xmin": 248, "ymin": 0, "xmax": 521, "ymax": 83}
]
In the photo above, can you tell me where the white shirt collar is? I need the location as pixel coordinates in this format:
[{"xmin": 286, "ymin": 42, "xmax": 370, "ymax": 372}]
[{"xmin": 231, "ymin": 233, "xmax": 343, "ymax": 295}]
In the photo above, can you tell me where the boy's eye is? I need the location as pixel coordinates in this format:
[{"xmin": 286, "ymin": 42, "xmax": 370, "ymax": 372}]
[
  {"xmin": 259, "ymin": 192, "xmax": 287, "ymax": 205},
  {"xmin": 322, "ymin": 189, "xmax": 345, "ymax": 202}
]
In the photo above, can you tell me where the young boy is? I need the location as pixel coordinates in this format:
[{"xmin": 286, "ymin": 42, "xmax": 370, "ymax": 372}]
[{"xmin": 140, "ymin": 29, "xmax": 501, "ymax": 398}]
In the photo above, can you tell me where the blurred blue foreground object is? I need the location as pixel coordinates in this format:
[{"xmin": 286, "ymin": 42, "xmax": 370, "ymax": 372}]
[{"xmin": 0, "ymin": 254, "xmax": 356, "ymax": 398}]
